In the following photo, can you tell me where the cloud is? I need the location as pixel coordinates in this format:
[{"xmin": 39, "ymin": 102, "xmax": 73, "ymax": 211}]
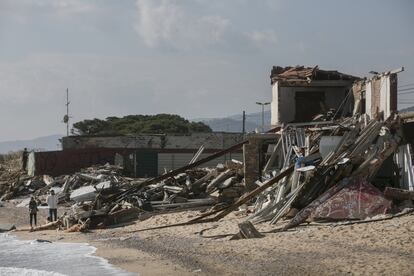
[
  {"xmin": 0, "ymin": 0, "xmax": 97, "ymax": 19},
  {"xmin": 246, "ymin": 30, "xmax": 278, "ymax": 47},
  {"xmin": 134, "ymin": 0, "xmax": 229, "ymax": 49},
  {"xmin": 35, "ymin": 0, "xmax": 96, "ymax": 13},
  {"xmin": 265, "ymin": 0, "xmax": 281, "ymax": 11}
]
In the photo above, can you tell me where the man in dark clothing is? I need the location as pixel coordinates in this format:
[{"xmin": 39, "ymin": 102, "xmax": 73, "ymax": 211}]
[{"xmin": 29, "ymin": 196, "xmax": 38, "ymax": 230}]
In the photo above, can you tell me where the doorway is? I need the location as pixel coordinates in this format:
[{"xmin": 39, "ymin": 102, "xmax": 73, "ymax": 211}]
[{"xmin": 295, "ymin": 91, "xmax": 325, "ymax": 122}]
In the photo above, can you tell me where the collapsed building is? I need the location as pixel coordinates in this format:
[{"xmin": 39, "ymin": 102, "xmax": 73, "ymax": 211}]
[
  {"xmin": 270, "ymin": 65, "xmax": 360, "ymax": 124},
  {"xmin": 238, "ymin": 65, "xmax": 413, "ymax": 227}
]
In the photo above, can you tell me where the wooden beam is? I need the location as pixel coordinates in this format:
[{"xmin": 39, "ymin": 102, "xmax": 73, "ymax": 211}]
[
  {"xmin": 128, "ymin": 164, "xmax": 294, "ymax": 233},
  {"xmin": 384, "ymin": 187, "xmax": 414, "ymax": 200},
  {"xmin": 190, "ymin": 165, "xmax": 294, "ymax": 223},
  {"xmin": 112, "ymin": 140, "xmax": 249, "ymax": 202}
]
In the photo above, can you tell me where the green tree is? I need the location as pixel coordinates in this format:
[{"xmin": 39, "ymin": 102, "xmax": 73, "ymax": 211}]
[{"xmin": 73, "ymin": 114, "xmax": 212, "ymax": 135}]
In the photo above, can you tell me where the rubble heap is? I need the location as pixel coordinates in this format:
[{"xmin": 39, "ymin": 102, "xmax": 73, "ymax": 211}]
[
  {"xmin": 1, "ymin": 155, "xmax": 246, "ymax": 230},
  {"xmin": 64, "ymin": 160, "xmax": 245, "ymax": 230},
  {"xmin": 3, "ymin": 113, "xmax": 414, "ymax": 234},
  {"xmin": 0, "ymin": 152, "xmax": 31, "ymax": 201},
  {"xmin": 173, "ymin": 113, "xmax": 414, "ymax": 235},
  {"xmin": 250, "ymin": 115, "xmax": 405, "ymax": 227}
]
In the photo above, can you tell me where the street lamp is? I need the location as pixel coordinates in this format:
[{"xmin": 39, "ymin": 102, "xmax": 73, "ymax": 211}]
[{"xmin": 256, "ymin": 101, "xmax": 270, "ymax": 133}]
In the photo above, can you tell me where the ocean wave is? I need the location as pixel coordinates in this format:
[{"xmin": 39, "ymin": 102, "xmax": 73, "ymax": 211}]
[
  {"xmin": 0, "ymin": 266, "xmax": 67, "ymax": 276},
  {"xmin": 0, "ymin": 234, "xmax": 134, "ymax": 276}
]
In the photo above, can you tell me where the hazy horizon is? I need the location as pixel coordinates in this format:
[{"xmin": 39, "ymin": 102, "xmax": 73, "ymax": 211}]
[{"xmin": 1, "ymin": 0, "xmax": 413, "ymax": 142}]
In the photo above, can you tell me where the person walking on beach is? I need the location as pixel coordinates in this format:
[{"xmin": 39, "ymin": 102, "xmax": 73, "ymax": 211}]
[
  {"xmin": 29, "ymin": 196, "xmax": 38, "ymax": 230},
  {"xmin": 47, "ymin": 190, "xmax": 58, "ymax": 222}
]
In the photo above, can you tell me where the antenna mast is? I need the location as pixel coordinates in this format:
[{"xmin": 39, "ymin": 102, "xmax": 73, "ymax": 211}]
[{"xmin": 64, "ymin": 88, "xmax": 70, "ymax": 136}]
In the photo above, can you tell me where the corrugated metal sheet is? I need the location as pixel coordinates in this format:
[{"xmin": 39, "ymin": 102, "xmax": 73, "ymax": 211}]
[{"xmin": 394, "ymin": 144, "xmax": 414, "ymax": 191}]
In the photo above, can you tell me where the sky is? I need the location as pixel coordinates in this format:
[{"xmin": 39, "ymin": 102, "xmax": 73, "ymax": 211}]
[{"xmin": 0, "ymin": 0, "xmax": 413, "ymax": 141}]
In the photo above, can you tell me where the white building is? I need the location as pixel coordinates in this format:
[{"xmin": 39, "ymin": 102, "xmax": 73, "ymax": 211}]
[{"xmin": 270, "ymin": 65, "xmax": 360, "ymax": 126}]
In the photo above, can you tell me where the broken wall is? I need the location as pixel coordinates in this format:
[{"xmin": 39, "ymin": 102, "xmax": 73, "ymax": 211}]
[
  {"xmin": 31, "ymin": 148, "xmax": 128, "ymax": 176},
  {"xmin": 356, "ymin": 74, "xmax": 398, "ymax": 120},
  {"xmin": 31, "ymin": 148, "xmax": 243, "ymax": 177},
  {"xmin": 271, "ymin": 82, "xmax": 349, "ymax": 125},
  {"xmin": 62, "ymin": 132, "xmax": 244, "ymax": 151}
]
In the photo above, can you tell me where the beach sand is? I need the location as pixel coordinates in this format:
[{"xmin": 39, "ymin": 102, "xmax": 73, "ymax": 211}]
[{"xmin": 1, "ymin": 202, "xmax": 414, "ymax": 275}]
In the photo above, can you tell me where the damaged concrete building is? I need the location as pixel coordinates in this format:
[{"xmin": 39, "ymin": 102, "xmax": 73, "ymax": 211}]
[
  {"xmin": 244, "ymin": 65, "xmax": 409, "ymax": 192},
  {"xmin": 270, "ymin": 66, "xmax": 360, "ymax": 125},
  {"xmin": 352, "ymin": 68, "xmax": 401, "ymax": 120},
  {"xmin": 270, "ymin": 65, "xmax": 403, "ymax": 126},
  {"xmin": 28, "ymin": 132, "xmax": 244, "ymax": 177}
]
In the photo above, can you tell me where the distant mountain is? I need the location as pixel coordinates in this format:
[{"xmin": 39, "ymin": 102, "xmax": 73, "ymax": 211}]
[
  {"xmin": 0, "ymin": 134, "xmax": 63, "ymax": 154},
  {"xmin": 193, "ymin": 110, "xmax": 271, "ymax": 133},
  {"xmin": 400, "ymin": 106, "xmax": 414, "ymax": 112}
]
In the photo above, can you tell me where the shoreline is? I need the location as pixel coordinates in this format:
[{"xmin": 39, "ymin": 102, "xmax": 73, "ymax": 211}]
[
  {"xmin": 11, "ymin": 225, "xmax": 192, "ymax": 276},
  {"xmin": 2, "ymin": 204, "xmax": 414, "ymax": 275},
  {"xmin": 1, "ymin": 204, "xmax": 192, "ymax": 276}
]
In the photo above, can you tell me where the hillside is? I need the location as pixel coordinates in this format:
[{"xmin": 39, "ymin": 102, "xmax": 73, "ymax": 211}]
[
  {"xmin": 0, "ymin": 134, "xmax": 62, "ymax": 154},
  {"xmin": 193, "ymin": 110, "xmax": 271, "ymax": 133},
  {"xmin": 400, "ymin": 106, "xmax": 414, "ymax": 112}
]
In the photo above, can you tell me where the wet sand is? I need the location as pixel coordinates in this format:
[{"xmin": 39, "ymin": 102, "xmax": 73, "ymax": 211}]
[{"xmin": 1, "ymin": 202, "xmax": 414, "ymax": 275}]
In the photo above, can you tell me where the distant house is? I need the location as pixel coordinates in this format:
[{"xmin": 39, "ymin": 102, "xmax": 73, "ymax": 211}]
[{"xmin": 270, "ymin": 65, "xmax": 360, "ymax": 125}]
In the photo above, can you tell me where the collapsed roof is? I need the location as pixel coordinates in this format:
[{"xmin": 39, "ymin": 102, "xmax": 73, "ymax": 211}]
[{"xmin": 270, "ymin": 65, "xmax": 360, "ymax": 85}]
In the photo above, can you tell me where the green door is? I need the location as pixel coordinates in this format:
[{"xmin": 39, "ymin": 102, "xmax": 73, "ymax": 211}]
[{"xmin": 134, "ymin": 149, "xmax": 158, "ymax": 177}]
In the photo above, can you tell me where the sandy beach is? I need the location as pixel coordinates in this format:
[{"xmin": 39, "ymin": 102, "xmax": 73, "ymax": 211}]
[{"xmin": 1, "ymin": 201, "xmax": 414, "ymax": 276}]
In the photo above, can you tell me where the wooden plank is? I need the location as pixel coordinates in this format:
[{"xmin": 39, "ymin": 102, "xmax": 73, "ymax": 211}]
[
  {"xmin": 384, "ymin": 187, "xmax": 414, "ymax": 200},
  {"xmin": 127, "ymin": 165, "xmax": 295, "ymax": 233},
  {"xmin": 113, "ymin": 140, "xmax": 249, "ymax": 202},
  {"xmin": 206, "ymin": 169, "xmax": 234, "ymax": 193},
  {"xmin": 231, "ymin": 221, "xmax": 264, "ymax": 240},
  {"xmin": 114, "ymin": 126, "xmax": 282, "ymax": 202},
  {"xmin": 205, "ymin": 165, "xmax": 294, "ymax": 222}
]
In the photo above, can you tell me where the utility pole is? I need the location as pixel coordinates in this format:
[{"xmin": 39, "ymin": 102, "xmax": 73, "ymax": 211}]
[
  {"xmin": 242, "ymin": 110, "xmax": 246, "ymax": 134},
  {"xmin": 63, "ymin": 88, "xmax": 70, "ymax": 136},
  {"xmin": 256, "ymin": 102, "xmax": 270, "ymax": 133}
]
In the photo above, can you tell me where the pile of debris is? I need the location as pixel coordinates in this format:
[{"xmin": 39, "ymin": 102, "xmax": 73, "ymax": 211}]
[
  {"xmin": 249, "ymin": 114, "xmax": 413, "ymax": 230},
  {"xmin": 0, "ymin": 155, "xmax": 246, "ymax": 230},
  {"xmin": 121, "ymin": 160, "xmax": 244, "ymax": 210},
  {"xmin": 62, "ymin": 160, "xmax": 245, "ymax": 230},
  {"xmin": 5, "ymin": 113, "xmax": 414, "ymax": 235},
  {"xmin": 152, "ymin": 113, "xmax": 413, "ymax": 237},
  {"xmin": 0, "ymin": 152, "xmax": 32, "ymax": 201}
]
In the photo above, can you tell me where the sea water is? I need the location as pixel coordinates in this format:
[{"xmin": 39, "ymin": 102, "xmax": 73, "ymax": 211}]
[{"xmin": 0, "ymin": 233, "xmax": 135, "ymax": 276}]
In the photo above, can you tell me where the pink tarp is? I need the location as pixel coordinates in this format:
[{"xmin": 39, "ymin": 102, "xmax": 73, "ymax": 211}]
[{"xmin": 311, "ymin": 180, "xmax": 391, "ymax": 220}]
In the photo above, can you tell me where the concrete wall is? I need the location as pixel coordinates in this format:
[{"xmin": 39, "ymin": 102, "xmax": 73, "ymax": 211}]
[
  {"xmin": 158, "ymin": 152, "xmax": 243, "ymax": 174},
  {"xmin": 270, "ymin": 83, "xmax": 280, "ymax": 126},
  {"xmin": 271, "ymin": 81, "xmax": 349, "ymax": 125},
  {"xmin": 29, "ymin": 148, "xmax": 243, "ymax": 177},
  {"xmin": 364, "ymin": 74, "xmax": 397, "ymax": 120},
  {"xmin": 62, "ymin": 132, "xmax": 244, "ymax": 150},
  {"xmin": 30, "ymin": 148, "xmax": 132, "ymax": 176}
]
